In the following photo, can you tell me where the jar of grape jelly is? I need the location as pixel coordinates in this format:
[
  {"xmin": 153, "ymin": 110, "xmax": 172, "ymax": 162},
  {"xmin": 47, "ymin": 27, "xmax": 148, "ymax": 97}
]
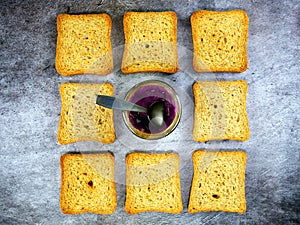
[{"xmin": 123, "ymin": 80, "xmax": 181, "ymax": 140}]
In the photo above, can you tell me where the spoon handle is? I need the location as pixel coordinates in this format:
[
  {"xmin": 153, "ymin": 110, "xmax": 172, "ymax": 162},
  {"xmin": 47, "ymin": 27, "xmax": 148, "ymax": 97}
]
[{"xmin": 95, "ymin": 95, "xmax": 147, "ymax": 113}]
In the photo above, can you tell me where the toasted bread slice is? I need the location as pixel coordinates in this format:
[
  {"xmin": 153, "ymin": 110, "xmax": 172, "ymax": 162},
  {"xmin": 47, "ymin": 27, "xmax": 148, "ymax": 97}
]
[
  {"xmin": 56, "ymin": 14, "xmax": 113, "ymax": 76},
  {"xmin": 122, "ymin": 11, "xmax": 178, "ymax": 74},
  {"xmin": 60, "ymin": 153, "xmax": 117, "ymax": 214},
  {"xmin": 58, "ymin": 83, "xmax": 115, "ymax": 144},
  {"xmin": 193, "ymin": 80, "xmax": 250, "ymax": 142},
  {"xmin": 125, "ymin": 152, "xmax": 183, "ymax": 214},
  {"xmin": 188, "ymin": 150, "xmax": 247, "ymax": 213},
  {"xmin": 191, "ymin": 10, "xmax": 249, "ymax": 72}
]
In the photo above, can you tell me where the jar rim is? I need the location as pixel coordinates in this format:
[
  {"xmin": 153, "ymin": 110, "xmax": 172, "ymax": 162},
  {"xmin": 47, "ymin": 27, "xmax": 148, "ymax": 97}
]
[{"xmin": 122, "ymin": 80, "xmax": 182, "ymax": 140}]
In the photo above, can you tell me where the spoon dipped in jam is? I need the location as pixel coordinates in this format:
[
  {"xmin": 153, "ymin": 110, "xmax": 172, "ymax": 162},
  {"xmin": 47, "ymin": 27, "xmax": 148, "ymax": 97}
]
[{"xmin": 95, "ymin": 95, "xmax": 165, "ymax": 128}]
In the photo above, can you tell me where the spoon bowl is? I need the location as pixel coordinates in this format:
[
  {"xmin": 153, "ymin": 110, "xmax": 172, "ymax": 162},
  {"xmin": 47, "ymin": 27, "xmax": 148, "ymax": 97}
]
[{"xmin": 148, "ymin": 101, "xmax": 165, "ymax": 128}]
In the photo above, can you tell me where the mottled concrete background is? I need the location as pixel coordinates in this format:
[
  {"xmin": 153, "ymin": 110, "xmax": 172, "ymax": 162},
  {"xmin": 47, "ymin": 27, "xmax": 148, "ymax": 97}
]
[{"xmin": 1, "ymin": 0, "xmax": 299, "ymax": 224}]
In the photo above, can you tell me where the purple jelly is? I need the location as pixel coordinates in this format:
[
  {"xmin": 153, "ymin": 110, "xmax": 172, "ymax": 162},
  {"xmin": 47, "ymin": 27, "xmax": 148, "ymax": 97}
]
[{"xmin": 128, "ymin": 85, "xmax": 177, "ymax": 134}]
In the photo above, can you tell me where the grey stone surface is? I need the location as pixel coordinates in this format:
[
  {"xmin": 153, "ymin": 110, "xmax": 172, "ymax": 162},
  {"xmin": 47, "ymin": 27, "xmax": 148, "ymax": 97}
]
[{"xmin": 0, "ymin": 0, "xmax": 299, "ymax": 224}]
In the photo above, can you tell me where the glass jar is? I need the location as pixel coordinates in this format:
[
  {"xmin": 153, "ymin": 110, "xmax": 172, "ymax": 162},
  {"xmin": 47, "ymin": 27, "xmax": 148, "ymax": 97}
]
[{"xmin": 123, "ymin": 80, "xmax": 181, "ymax": 140}]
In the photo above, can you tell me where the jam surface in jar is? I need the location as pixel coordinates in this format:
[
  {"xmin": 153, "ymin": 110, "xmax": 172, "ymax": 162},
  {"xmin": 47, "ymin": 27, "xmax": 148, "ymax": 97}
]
[{"xmin": 128, "ymin": 85, "xmax": 177, "ymax": 134}]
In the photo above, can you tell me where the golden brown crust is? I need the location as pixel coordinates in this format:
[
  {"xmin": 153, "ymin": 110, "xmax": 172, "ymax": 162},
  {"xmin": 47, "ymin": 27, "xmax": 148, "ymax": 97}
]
[
  {"xmin": 57, "ymin": 83, "xmax": 115, "ymax": 145},
  {"xmin": 60, "ymin": 153, "xmax": 117, "ymax": 214},
  {"xmin": 188, "ymin": 150, "xmax": 247, "ymax": 213},
  {"xmin": 56, "ymin": 14, "xmax": 113, "ymax": 76},
  {"xmin": 192, "ymin": 80, "xmax": 250, "ymax": 142},
  {"xmin": 121, "ymin": 63, "xmax": 179, "ymax": 74},
  {"xmin": 191, "ymin": 10, "xmax": 249, "ymax": 73},
  {"xmin": 122, "ymin": 11, "xmax": 179, "ymax": 74},
  {"xmin": 57, "ymin": 83, "xmax": 72, "ymax": 145}
]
